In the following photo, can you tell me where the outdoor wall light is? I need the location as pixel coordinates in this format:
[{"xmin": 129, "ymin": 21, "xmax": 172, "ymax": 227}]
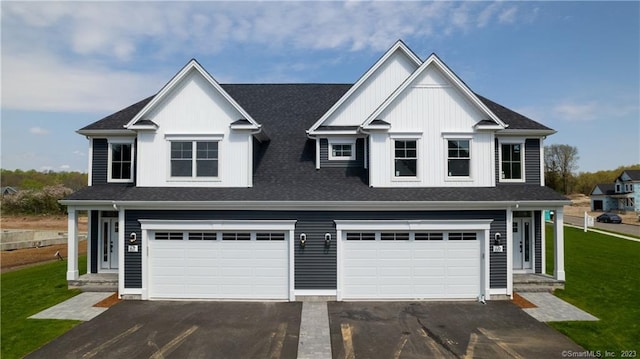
[
  {"xmin": 129, "ymin": 232, "xmax": 137, "ymax": 243},
  {"xmin": 494, "ymin": 233, "xmax": 502, "ymax": 245},
  {"xmin": 299, "ymin": 233, "xmax": 307, "ymax": 247},
  {"xmin": 324, "ymin": 233, "xmax": 332, "ymax": 247}
]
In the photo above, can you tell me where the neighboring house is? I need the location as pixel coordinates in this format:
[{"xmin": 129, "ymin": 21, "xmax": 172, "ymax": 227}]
[
  {"xmin": 591, "ymin": 170, "xmax": 640, "ymax": 212},
  {"xmin": 61, "ymin": 41, "xmax": 569, "ymax": 302},
  {"xmin": 1, "ymin": 186, "xmax": 18, "ymax": 196}
]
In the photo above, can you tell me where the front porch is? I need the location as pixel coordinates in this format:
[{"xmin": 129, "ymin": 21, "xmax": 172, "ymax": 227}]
[
  {"xmin": 513, "ymin": 273, "xmax": 565, "ymax": 292},
  {"xmin": 68, "ymin": 273, "xmax": 118, "ymax": 292}
]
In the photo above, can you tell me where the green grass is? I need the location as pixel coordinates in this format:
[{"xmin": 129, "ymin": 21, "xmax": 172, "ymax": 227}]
[
  {"xmin": 1, "ymin": 256, "xmax": 87, "ymax": 359},
  {"xmin": 545, "ymin": 225, "xmax": 640, "ymax": 351}
]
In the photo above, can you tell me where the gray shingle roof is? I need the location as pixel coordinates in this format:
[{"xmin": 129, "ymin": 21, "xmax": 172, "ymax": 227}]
[
  {"xmin": 624, "ymin": 170, "xmax": 640, "ymax": 180},
  {"xmin": 68, "ymin": 84, "xmax": 564, "ymax": 203},
  {"xmin": 592, "ymin": 183, "xmax": 616, "ymax": 195}
]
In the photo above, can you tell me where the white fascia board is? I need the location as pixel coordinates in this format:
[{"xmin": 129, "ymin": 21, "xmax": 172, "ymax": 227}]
[
  {"xmin": 139, "ymin": 219, "xmax": 296, "ymax": 231},
  {"xmin": 335, "ymin": 219, "xmax": 493, "ymax": 231},
  {"xmin": 60, "ymin": 199, "xmax": 571, "ymax": 211},
  {"xmin": 128, "ymin": 124, "xmax": 158, "ymax": 131},
  {"xmin": 362, "ymin": 54, "xmax": 507, "ymax": 129},
  {"xmin": 124, "ymin": 59, "xmax": 260, "ymax": 129},
  {"xmin": 307, "ymin": 40, "xmax": 422, "ymax": 134},
  {"xmin": 308, "ymin": 130, "xmax": 360, "ymax": 136},
  {"xmin": 497, "ymin": 129, "xmax": 556, "ymax": 136},
  {"xmin": 77, "ymin": 129, "xmax": 135, "ymax": 136}
]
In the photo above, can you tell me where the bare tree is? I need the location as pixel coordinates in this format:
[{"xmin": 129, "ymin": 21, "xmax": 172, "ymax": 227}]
[{"xmin": 544, "ymin": 144, "xmax": 579, "ymax": 194}]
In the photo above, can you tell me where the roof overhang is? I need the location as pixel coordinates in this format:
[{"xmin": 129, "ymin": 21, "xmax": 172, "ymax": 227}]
[
  {"xmin": 76, "ymin": 129, "xmax": 136, "ymax": 136},
  {"xmin": 60, "ymin": 199, "xmax": 570, "ymax": 211},
  {"xmin": 497, "ymin": 129, "xmax": 557, "ymax": 136}
]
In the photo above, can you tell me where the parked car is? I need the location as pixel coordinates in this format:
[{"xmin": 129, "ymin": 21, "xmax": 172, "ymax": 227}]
[{"xmin": 596, "ymin": 213, "xmax": 622, "ymax": 224}]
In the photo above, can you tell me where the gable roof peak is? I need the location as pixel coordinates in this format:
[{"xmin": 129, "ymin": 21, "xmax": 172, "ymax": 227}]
[
  {"xmin": 124, "ymin": 58, "xmax": 261, "ymax": 130},
  {"xmin": 307, "ymin": 40, "xmax": 423, "ymax": 134}
]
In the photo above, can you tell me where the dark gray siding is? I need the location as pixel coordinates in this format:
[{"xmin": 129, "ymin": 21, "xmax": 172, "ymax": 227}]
[
  {"xmin": 495, "ymin": 138, "xmax": 541, "ymax": 186},
  {"xmin": 91, "ymin": 138, "xmax": 136, "ymax": 186},
  {"xmin": 92, "ymin": 139, "xmax": 108, "ymax": 185},
  {"xmin": 534, "ymin": 210, "xmax": 542, "ymax": 274},
  {"xmin": 295, "ymin": 221, "xmax": 336, "ymax": 289},
  {"xmin": 122, "ymin": 210, "xmax": 507, "ymax": 290},
  {"xmin": 124, "ymin": 211, "xmax": 142, "ymax": 288},
  {"xmin": 90, "ymin": 211, "xmax": 99, "ymax": 273},
  {"xmin": 525, "ymin": 139, "xmax": 541, "ymax": 185},
  {"xmin": 319, "ymin": 138, "xmax": 365, "ymax": 168}
]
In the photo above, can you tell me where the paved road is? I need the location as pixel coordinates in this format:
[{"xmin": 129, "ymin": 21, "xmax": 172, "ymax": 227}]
[{"xmin": 565, "ymin": 215, "xmax": 640, "ymax": 237}]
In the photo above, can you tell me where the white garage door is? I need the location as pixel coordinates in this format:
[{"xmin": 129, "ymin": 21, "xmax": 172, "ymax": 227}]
[
  {"xmin": 149, "ymin": 231, "xmax": 289, "ymax": 299},
  {"xmin": 342, "ymin": 231, "xmax": 480, "ymax": 300}
]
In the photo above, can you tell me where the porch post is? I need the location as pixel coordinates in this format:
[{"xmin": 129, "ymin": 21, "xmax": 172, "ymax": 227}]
[
  {"xmin": 553, "ymin": 207, "xmax": 565, "ymax": 281},
  {"xmin": 66, "ymin": 207, "xmax": 79, "ymax": 280}
]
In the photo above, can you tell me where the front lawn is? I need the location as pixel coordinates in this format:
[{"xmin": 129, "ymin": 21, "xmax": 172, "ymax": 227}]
[
  {"xmin": 546, "ymin": 225, "xmax": 639, "ymax": 351},
  {"xmin": 1, "ymin": 256, "xmax": 87, "ymax": 359}
]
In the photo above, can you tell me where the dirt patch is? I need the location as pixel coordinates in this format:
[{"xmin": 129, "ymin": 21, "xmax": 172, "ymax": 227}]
[
  {"xmin": 1, "ymin": 214, "xmax": 88, "ymax": 231},
  {"xmin": 1, "ymin": 241, "xmax": 87, "ymax": 273},
  {"xmin": 94, "ymin": 293, "xmax": 122, "ymax": 308},
  {"xmin": 512, "ymin": 293, "xmax": 537, "ymax": 309}
]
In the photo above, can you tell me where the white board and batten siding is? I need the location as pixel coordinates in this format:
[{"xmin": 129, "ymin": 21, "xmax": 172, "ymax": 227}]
[
  {"xmin": 369, "ymin": 66, "xmax": 495, "ymax": 187},
  {"xmin": 322, "ymin": 50, "xmax": 419, "ymax": 127},
  {"xmin": 136, "ymin": 69, "xmax": 252, "ymax": 187}
]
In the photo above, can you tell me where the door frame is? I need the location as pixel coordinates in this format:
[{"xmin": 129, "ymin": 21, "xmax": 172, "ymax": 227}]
[
  {"xmin": 99, "ymin": 217, "xmax": 119, "ymax": 272},
  {"xmin": 512, "ymin": 217, "xmax": 534, "ymax": 273}
]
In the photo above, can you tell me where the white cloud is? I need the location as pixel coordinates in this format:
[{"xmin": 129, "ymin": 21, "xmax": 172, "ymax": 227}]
[
  {"xmin": 29, "ymin": 126, "xmax": 49, "ymax": 135},
  {"xmin": 73, "ymin": 150, "xmax": 85, "ymax": 157},
  {"xmin": 553, "ymin": 102, "xmax": 598, "ymax": 122},
  {"xmin": 1, "ymin": 1, "xmax": 527, "ymax": 113},
  {"xmin": 59, "ymin": 164, "xmax": 71, "ymax": 170}
]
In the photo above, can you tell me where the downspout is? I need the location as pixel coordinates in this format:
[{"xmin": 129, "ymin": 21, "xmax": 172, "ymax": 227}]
[
  {"xmin": 357, "ymin": 127, "xmax": 372, "ymax": 182},
  {"xmin": 248, "ymin": 126, "xmax": 264, "ymax": 187},
  {"xmin": 305, "ymin": 131, "xmax": 320, "ymax": 170}
]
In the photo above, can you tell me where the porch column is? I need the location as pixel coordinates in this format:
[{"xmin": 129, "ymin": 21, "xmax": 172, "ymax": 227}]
[
  {"xmin": 66, "ymin": 207, "xmax": 79, "ymax": 280},
  {"xmin": 553, "ymin": 207, "xmax": 565, "ymax": 281}
]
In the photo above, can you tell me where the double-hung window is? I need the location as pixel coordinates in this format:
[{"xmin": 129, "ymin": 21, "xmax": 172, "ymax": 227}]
[
  {"xmin": 170, "ymin": 141, "xmax": 218, "ymax": 178},
  {"xmin": 394, "ymin": 140, "xmax": 417, "ymax": 177},
  {"xmin": 500, "ymin": 142, "xmax": 524, "ymax": 181},
  {"xmin": 447, "ymin": 140, "xmax": 470, "ymax": 177},
  {"xmin": 108, "ymin": 141, "xmax": 134, "ymax": 183}
]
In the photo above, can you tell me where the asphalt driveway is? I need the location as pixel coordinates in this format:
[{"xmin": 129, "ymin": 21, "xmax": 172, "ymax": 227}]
[
  {"xmin": 328, "ymin": 301, "xmax": 584, "ymax": 358},
  {"xmin": 26, "ymin": 301, "xmax": 302, "ymax": 359}
]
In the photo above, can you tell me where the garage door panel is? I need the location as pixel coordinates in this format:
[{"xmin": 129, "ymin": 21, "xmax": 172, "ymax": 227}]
[
  {"xmin": 149, "ymin": 232, "xmax": 289, "ymax": 300},
  {"xmin": 342, "ymin": 234, "xmax": 481, "ymax": 300}
]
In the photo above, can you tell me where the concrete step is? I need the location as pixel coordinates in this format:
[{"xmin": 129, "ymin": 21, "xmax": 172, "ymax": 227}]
[{"xmin": 68, "ymin": 274, "xmax": 118, "ymax": 292}]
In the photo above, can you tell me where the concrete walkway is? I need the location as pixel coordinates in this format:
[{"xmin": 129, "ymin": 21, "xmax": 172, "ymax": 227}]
[
  {"xmin": 518, "ymin": 292, "xmax": 599, "ymax": 322},
  {"xmin": 563, "ymin": 222, "xmax": 640, "ymax": 243},
  {"xmin": 29, "ymin": 292, "xmax": 114, "ymax": 321},
  {"xmin": 297, "ymin": 301, "xmax": 332, "ymax": 359}
]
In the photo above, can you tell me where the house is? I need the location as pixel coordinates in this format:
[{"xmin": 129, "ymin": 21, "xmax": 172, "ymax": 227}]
[
  {"xmin": 61, "ymin": 41, "xmax": 569, "ymax": 301},
  {"xmin": 591, "ymin": 170, "xmax": 640, "ymax": 212},
  {"xmin": 1, "ymin": 186, "xmax": 18, "ymax": 196}
]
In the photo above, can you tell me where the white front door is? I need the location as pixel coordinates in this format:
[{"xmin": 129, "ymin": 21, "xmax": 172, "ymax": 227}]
[
  {"xmin": 512, "ymin": 218, "xmax": 532, "ymax": 271},
  {"xmin": 100, "ymin": 218, "xmax": 119, "ymax": 271}
]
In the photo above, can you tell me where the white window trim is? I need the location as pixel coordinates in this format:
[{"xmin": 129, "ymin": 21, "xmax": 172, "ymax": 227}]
[
  {"xmin": 391, "ymin": 137, "xmax": 421, "ymax": 182},
  {"xmin": 498, "ymin": 139, "xmax": 526, "ymax": 183},
  {"xmin": 166, "ymin": 137, "xmax": 222, "ymax": 182},
  {"xmin": 444, "ymin": 137, "xmax": 473, "ymax": 182},
  {"xmin": 107, "ymin": 139, "xmax": 135, "ymax": 183},
  {"xmin": 328, "ymin": 138, "xmax": 356, "ymax": 161}
]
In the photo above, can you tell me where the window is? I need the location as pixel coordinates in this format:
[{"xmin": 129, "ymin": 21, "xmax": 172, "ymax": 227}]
[
  {"xmin": 109, "ymin": 142, "xmax": 133, "ymax": 182},
  {"xmin": 394, "ymin": 140, "xmax": 417, "ymax": 177},
  {"xmin": 328, "ymin": 139, "xmax": 356, "ymax": 161},
  {"xmin": 501, "ymin": 143, "xmax": 523, "ymax": 181},
  {"xmin": 414, "ymin": 232, "xmax": 444, "ymax": 240},
  {"xmin": 380, "ymin": 232, "xmax": 409, "ymax": 240},
  {"xmin": 256, "ymin": 233, "xmax": 285, "ymax": 241},
  {"xmin": 346, "ymin": 232, "xmax": 375, "ymax": 241},
  {"xmin": 615, "ymin": 184, "xmax": 621, "ymax": 193},
  {"xmin": 448, "ymin": 232, "xmax": 477, "ymax": 241},
  {"xmin": 188, "ymin": 232, "xmax": 217, "ymax": 240},
  {"xmin": 170, "ymin": 141, "xmax": 218, "ymax": 178},
  {"xmin": 155, "ymin": 232, "xmax": 184, "ymax": 240},
  {"xmin": 447, "ymin": 140, "xmax": 470, "ymax": 177},
  {"xmin": 222, "ymin": 232, "xmax": 251, "ymax": 241}
]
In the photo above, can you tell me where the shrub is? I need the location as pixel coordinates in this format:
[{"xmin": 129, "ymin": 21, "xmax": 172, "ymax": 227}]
[{"xmin": 1, "ymin": 185, "xmax": 73, "ymax": 215}]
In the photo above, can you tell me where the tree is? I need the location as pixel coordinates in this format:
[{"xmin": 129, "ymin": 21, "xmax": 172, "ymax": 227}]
[{"xmin": 545, "ymin": 144, "xmax": 579, "ymax": 194}]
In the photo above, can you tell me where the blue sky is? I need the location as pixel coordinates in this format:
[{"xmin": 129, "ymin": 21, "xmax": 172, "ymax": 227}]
[{"xmin": 1, "ymin": 1, "xmax": 638, "ymax": 174}]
